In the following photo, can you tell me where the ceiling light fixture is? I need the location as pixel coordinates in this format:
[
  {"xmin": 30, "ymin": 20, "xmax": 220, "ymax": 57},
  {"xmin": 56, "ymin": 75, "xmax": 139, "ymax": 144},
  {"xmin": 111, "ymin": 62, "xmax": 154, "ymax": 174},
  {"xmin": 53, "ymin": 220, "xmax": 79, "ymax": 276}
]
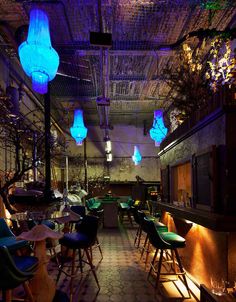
[
  {"xmin": 132, "ymin": 145, "xmax": 142, "ymax": 166},
  {"xmin": 105, "ymin": 140, "xmax": 112, "ymax": 153},
  {"xmin": 70, "ymin": 109, "xmax": 87, "ymax": 146},
  {"xmin": 106, "ymin": 152, "xmax": 112, "ymax": 162},
  {"xmin": 149, "ymin": 110, "xmax": 168, "ymax": 147},
  {"xmin": 18, "ymin": 9, "xmax": 59, "ymax": 94}
]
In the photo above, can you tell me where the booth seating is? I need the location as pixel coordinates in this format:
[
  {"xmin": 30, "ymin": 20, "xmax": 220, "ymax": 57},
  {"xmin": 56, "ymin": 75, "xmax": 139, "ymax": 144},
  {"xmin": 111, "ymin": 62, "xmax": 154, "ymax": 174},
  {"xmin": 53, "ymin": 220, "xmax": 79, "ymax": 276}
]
[
  {"xmin": 147, "ymin": 221, "xmax": 190, "ymax": 296},
  {"xmin": 0, "ymin": 245, "xmax": 38, "ymax": 302},
  {"xmin": 0, "ymin": 218, "xmax": 28, "ymax": 252}
]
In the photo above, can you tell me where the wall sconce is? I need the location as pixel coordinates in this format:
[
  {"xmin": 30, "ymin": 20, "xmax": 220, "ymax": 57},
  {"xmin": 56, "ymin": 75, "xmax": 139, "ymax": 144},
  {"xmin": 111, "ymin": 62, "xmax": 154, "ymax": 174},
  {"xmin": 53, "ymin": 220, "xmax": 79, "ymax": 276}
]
[
  {"xmin": 70, "ymin": 109, "xmax": 87, "ymax": 146},
  {"xmin": 149, "ymin": 110, "xmax": 168, "ymax": 146},
  {"xmin": 18, "ymin": 9, "xmax": 59, "ymax": 94}
]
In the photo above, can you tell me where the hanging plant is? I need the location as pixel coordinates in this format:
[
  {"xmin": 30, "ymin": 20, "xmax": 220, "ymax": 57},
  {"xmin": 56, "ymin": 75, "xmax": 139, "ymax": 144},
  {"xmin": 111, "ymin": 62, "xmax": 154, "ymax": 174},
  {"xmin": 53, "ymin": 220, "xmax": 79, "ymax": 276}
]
[
  {"xmin": 164, "ymin": 41, "xmax": 212, "ymax": 122},
  {"xmin": 205, "ymin": 38, "xmax": 236, "ymax": 91}
]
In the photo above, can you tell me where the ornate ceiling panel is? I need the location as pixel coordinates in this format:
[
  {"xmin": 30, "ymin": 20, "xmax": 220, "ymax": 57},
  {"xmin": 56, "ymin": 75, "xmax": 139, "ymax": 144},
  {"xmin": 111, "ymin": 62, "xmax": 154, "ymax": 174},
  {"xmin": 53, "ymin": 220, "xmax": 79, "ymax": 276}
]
[{"xmin": 0, "ymin": 0, "xmax": 236, "ymax": 127}]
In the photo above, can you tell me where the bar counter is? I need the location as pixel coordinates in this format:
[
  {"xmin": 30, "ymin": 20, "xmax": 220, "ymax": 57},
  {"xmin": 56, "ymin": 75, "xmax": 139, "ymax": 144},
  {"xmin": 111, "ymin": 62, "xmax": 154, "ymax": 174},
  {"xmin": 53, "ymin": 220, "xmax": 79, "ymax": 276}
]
[
  {"xmin": 158, "ymin": 202, "xmax": 236, "ymax": 289},
  {"xmin": 157, "ymin": 202, "xmax": 236, "ymax": 232}
]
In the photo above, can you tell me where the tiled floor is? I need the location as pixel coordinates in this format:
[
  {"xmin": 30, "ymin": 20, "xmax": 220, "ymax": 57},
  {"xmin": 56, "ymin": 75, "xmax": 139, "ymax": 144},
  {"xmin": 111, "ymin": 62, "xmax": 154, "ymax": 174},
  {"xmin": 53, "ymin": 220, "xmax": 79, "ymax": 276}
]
[{"xmin": 49, "ymin": 220, "xmax": 200, "ymax": 302}]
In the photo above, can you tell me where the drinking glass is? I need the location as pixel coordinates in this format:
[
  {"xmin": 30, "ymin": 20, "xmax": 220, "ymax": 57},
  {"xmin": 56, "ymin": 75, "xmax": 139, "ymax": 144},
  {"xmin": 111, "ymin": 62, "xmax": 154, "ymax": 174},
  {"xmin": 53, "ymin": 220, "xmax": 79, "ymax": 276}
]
[{"xmin": 210, "ymin": 277, "xmax": 224, "ymax": 296}]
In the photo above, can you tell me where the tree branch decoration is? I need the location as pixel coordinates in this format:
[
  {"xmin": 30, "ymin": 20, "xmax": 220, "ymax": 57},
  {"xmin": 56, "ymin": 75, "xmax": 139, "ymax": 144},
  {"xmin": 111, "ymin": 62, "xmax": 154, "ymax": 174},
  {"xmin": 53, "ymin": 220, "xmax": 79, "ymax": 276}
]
[
  {"xmin": 205, "ymin": 38, "xmax": 236, "ymax": 91},
  {"xmin": 0, "ymin": 124, "xmax": 42, "ymax": 214},
  {"xmin": 164, "ymin": 41, "xmax": 212, "ymax": 123}
]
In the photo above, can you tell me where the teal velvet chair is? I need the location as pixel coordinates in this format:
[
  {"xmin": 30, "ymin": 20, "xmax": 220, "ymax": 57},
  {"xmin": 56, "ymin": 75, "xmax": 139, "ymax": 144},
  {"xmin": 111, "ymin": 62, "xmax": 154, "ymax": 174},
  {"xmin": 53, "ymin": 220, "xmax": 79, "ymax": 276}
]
[
  {"xmin": 0, "ymin": 245, "xmax": 38, "ymax": 301},
  {"xmin": 0, "ymin": 218, "xmax": 28, "ymax": 252}
]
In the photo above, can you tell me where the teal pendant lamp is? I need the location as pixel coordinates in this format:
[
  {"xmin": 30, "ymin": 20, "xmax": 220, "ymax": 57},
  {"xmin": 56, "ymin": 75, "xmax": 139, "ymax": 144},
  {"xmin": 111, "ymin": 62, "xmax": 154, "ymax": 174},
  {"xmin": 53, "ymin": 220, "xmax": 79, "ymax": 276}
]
[
  {"xmin": 149, "ymin": 110, "xmax": 168, "ymax": 146},
  {"xmin": 132, "ymin": 145, "xmax": 142, "ymax": 165},
  {"xmin": 70, "ymin": 109, "xmax": 88, "ymax": 146},
  {"xmin": 18, "ymin": 9, "xmax": 59, "ymax": 94}
]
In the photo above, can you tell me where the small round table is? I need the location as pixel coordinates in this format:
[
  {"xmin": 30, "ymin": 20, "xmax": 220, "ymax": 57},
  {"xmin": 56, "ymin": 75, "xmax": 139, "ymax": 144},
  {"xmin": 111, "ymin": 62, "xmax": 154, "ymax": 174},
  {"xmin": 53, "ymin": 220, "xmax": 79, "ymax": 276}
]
[{"xmin": 17, "ymin": 224, "xmax": 63, "ymax": 302}]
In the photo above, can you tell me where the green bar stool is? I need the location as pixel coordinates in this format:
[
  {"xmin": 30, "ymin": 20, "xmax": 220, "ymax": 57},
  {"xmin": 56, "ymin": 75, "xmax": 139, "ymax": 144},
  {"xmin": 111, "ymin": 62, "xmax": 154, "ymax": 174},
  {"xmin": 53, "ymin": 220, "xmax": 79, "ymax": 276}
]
[
  {"xmin": 147, "ymin": 221, "xmax": 190, "ymax": 296},
  {"xmin": 140, "ymin": 217, "xmax": 168, "ymax": 268}
]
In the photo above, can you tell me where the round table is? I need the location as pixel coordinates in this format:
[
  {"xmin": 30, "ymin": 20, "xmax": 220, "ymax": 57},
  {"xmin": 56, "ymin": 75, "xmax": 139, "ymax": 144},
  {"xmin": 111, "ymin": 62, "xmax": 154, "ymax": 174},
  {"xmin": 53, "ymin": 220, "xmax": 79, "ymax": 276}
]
[{"xmin": 17, "ymin": 223, "xmax": 63, "ymax": 302}]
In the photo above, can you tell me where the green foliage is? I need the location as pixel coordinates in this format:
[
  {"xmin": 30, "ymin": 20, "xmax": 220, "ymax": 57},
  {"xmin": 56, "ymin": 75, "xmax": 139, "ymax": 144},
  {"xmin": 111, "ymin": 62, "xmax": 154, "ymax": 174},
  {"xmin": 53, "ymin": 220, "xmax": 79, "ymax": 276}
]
[{"xmin": 164, "ymin": 44, "xmax": 213, "ymax": 120}]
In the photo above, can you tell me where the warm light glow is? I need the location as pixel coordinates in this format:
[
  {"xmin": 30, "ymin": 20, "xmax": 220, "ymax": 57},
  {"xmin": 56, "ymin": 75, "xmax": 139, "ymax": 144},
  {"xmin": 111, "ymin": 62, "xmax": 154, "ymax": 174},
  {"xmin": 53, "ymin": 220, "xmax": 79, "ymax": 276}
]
[
  {"xmin": 149, "ymin": 110, "xmax": 168, "ymax": 147},
  {"xmin": 132, "ymin": 145, "xmax": 142, "ymax": 165},
  {"xmin": 5, "ymin": 209, "xmax": 11, "ymax": 226},
  {"xmin": 206, "ymin": 38, "xmax": 236, "ymax": 91},
  {"xmin": 185, "ymin": 219, "xmax": 196, "ymax": 227},
  {"xmin": 70, "ymin": 109, "xmax": 88, "ymax": 145},
  {"xmin": 106, "ymin": 153, "xmax": 112, "ymax": 162},
  {"xmin": 105, "ymin": 140, "xmax": 112, "ymax": 152},
  {"xmin": 18, "ymin": 9, "xmax": 59, "ymax": 94}
]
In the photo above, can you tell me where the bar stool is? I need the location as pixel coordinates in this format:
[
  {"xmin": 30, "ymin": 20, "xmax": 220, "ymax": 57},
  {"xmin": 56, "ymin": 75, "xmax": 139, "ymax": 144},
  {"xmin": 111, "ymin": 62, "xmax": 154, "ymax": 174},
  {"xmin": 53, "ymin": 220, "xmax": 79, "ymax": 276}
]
[
  {"xmin": 133, "ymin": 209, "xmax": 145, "ymax": 248},
  {"xmin": 75, "ymin": 214, "xmax": 103, "ymax": 262},
  {"xmin": 69, "ymin": 205, "xmax": 86, "ymax": 232},
  {"xmin": 57, "ymin": 215, "xmax": 100, "ymax": 302},
  {"xmin": 140, "ymin": 217, "xmax": 168, "ymax": 267},
  {"xmin": 118, "ymin": 197, "xmax": 134, "ymax": 225},
  {"xmin": 147, "ymin": 221, "xmax": 190, "ymax": 295}
]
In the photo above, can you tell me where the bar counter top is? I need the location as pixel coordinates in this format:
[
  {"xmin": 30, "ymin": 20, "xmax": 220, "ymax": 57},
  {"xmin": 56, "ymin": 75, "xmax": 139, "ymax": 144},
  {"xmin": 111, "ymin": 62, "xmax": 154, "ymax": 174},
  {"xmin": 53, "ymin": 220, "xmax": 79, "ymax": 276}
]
[{"xmin": 157, "ymin": 202, "xmax": 236, "ymax": 232}]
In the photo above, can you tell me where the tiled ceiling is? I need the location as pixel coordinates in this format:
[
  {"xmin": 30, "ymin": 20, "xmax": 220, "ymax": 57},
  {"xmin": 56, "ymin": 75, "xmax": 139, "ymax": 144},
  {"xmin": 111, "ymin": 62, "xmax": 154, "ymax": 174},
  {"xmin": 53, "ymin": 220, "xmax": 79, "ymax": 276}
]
[{"xmin": 0, "ymin": 0, "xmax": 236, "ymax": 129}]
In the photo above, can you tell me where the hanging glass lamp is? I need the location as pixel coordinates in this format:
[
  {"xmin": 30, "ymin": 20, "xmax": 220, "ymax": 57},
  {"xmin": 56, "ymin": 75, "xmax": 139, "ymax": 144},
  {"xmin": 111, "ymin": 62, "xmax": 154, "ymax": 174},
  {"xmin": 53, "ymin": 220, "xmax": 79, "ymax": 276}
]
[
  {"xmin": 18, "ymin": 9, "xmax": 59, "ymax": 94},
  {"xmin": 132, "ymin": 145, "xmax": 142, "ymax": 165},
  {"xmin": 70, "ymin": 109, "xmax": 88, "ymax": 146},
  {"xmin": 149, "ymin": 110, "xmax": 168, "ymax": 146}
]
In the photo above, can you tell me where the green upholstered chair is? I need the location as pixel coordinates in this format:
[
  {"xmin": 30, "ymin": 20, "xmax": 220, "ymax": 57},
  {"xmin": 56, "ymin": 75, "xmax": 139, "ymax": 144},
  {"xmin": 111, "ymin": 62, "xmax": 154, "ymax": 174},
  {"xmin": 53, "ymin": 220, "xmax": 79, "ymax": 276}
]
[
  {"xmin": 0, "ymin": 245, "xmax": 38, "ymax": 301},
  {"xmin": 85, "ymin": 198, "xmax": 101, "ymax": 212},
  {"xmin": 147, "ymin": 220, "xmax": 190, "ymax": 296},
  {"xmin": 118, "ymin": 197, "xmax": 134, "ymax": 225},
  {"xmin": 0, "ymin": 218, "xmax": 28, "ymax": 252}
]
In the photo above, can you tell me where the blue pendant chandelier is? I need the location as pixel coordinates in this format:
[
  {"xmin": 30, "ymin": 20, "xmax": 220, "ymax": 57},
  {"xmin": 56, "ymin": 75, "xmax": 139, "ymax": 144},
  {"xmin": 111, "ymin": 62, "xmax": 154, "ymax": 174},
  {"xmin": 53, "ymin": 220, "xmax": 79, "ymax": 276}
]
[
  {"xmin": 132, "ymin": 145, "xmax": 142, "ymax": 165},
  {"xmin": 149, "ymin": 110, "xmax": 168, "ymax": 147},
  {"xmin": 70, "ymin": 110, "xmax": 88, "ymax": 146},
  {"xmin": 18, "ymin": 9, "xmax": 59, "ymax": 94}
]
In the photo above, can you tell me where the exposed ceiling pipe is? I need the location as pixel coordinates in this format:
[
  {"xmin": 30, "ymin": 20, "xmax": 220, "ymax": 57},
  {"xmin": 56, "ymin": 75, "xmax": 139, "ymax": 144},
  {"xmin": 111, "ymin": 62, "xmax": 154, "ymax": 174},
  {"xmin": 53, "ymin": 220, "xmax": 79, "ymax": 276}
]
[
  {"xmin": 96, "ymin": 0, "xmax": 111, "ymax": 138},
  {"xmin": 0, "ymin": 21, "xmax": 18, "ymax": 54}
]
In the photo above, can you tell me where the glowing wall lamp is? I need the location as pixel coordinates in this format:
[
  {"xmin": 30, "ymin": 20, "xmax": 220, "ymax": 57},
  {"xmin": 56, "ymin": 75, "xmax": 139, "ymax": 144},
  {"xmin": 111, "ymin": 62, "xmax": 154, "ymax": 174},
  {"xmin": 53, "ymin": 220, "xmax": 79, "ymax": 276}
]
[
  {"xmin": 18, "ymin": 9, "xmax": 59, "ymax": 94},
  {"xmin": 132, "ymin": 145, "xmax": 142, "ymax": 165},
  {"xmin": 149, "ymin": 110, "xmax": 168, "ymax": 147},
  {"xmin": 70, "ymin": 109, "xmax": 88, "ymax": 146}
]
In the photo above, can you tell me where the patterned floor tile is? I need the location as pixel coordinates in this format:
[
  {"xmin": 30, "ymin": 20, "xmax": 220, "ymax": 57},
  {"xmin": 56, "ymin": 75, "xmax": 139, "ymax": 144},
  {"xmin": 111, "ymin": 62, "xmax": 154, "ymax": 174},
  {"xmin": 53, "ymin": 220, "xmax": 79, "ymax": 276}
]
[{"xmin": 11, "ymin": 221, "xmax": 199, "ymax": 302}]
